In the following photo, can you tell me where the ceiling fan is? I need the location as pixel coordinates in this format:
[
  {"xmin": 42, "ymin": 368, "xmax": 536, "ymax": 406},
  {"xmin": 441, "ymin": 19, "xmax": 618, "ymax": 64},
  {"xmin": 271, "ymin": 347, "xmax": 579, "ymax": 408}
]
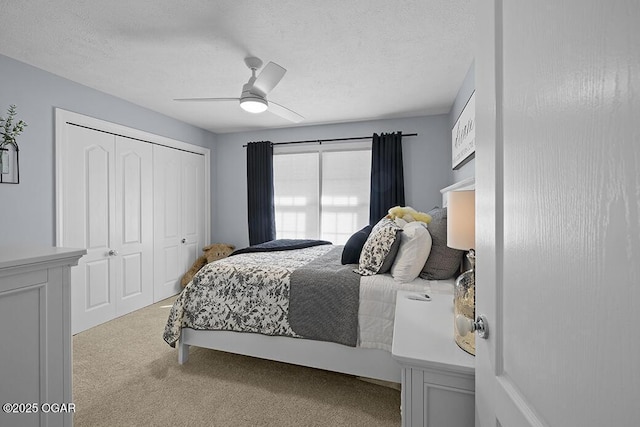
[{"xmin": 175, "ymin": 57, "xmax": 304, "ymax": 123}]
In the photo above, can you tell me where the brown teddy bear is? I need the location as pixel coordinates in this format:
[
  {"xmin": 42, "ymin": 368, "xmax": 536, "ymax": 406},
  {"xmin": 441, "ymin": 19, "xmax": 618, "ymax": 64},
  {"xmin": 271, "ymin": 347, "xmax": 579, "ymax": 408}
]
[{"xmin": 180, "ymin": 243, "xmax": 235, "ymax": 287}]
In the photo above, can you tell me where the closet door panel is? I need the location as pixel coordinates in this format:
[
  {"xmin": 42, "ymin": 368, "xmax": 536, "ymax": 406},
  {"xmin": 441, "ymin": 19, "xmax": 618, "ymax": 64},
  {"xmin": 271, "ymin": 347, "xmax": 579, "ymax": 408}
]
[
  {"xmin": 153, "ymin": 148, "xmax": 206, "ymax": 301},
  {"xmin": 64, "ymin": 125, "xmax": 116, "ymax": 334},
  {"xmin": 180, "ymin": 152, "xmax": 205, "ymax": 274},
  {"xmin": 121, "ymin": 152, "xmax": 142, "ymax": 242},
  {"xmin": 162, "ymin": 157, "xmax": 181, "ymax": 239},
  {"xmin": 162, "ymin": 246, "xmax": 180, "ymax": 282},
  {"xmin": 154, "ymin": 145, "xmax": 184, "ymax": 301},
  {"xmin": 114, "ymin": 136, "xmax": 153, "ymax": 316},
  {"xmin": 85, "ymin": 260, "xmax": 111, "ymax": 309},
  {"xmin": 86, "ymin": 146, "xmax": 111, "ymax": 248},
  {"xmin": 121, "ymin": 253, "xmax": 142, "ymax": 297}
]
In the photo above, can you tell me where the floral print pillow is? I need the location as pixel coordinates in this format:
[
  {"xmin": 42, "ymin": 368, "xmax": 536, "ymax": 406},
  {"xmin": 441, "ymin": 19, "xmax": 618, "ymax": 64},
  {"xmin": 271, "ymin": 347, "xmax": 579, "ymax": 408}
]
[{"xmin": 354, "ymin": 218, "xmax": 401, "ymax": 276}]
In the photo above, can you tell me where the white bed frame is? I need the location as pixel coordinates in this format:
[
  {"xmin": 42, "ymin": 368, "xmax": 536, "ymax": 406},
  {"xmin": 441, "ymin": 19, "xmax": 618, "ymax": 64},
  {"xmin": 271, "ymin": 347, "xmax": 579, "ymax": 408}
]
[
  {"xmin": 178, "ymin": 329, "xmax": 401, "ymax": 382},
  {"xmin": 176, "ymin": 178, "xmax": 475, "ymax": 383}
]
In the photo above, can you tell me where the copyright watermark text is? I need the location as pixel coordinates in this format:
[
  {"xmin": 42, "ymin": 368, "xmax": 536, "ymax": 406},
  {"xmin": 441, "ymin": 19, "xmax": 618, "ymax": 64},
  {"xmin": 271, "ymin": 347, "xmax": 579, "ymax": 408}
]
[{"xmin": 3, "ymin": 402, "xmax": 76, "ymax": 414}]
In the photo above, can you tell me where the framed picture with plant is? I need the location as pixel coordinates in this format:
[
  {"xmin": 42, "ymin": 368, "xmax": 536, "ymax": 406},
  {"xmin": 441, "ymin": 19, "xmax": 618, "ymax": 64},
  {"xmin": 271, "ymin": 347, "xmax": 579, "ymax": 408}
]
[{"xmin": 0, "ymin": 104, "xmax": 27, "ymax": 184}]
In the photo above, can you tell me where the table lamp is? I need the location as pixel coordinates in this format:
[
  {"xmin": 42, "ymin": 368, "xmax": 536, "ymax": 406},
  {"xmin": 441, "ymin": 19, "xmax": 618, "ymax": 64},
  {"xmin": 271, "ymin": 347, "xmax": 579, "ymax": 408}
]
[{"xmin": 447, "ymin": 190, "xmax": 476, "ymax": 355}]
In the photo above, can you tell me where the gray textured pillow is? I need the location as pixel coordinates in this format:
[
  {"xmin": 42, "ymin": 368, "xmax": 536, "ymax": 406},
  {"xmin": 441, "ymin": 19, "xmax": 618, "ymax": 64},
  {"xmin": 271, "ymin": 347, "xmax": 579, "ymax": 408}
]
[
  {"xmin": 378, "ymin": 236, "xmax": 401, "ymax": 274},
  {"xmin": 355, "ymin": 218, "xmax": 401, "ymax": 276},
  {"xmin": 419, "ymin": 207, "xmax": 464, "ymax": 280}
]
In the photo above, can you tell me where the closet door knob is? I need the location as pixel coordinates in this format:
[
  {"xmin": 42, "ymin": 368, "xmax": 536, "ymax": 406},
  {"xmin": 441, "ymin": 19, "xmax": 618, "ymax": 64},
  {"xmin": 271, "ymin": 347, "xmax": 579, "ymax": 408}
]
[
  {"xmin": 181, "ymin": 238, "xmax": 186, "ymax": 244},
  {"xmin": 108, "ymin": 249, "xmax": 118, "ymax": 256}
]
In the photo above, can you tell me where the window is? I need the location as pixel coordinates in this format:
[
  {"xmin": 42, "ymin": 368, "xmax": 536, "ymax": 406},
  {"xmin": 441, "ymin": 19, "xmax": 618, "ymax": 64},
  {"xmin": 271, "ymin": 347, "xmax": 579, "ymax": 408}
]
[
  {"xmin": 273, "ymin": 152, "xmax": 319, "ymax": 239},
  {"xmin": 273, "ymin": 144, "xmax": 371, "ymax": 245}
]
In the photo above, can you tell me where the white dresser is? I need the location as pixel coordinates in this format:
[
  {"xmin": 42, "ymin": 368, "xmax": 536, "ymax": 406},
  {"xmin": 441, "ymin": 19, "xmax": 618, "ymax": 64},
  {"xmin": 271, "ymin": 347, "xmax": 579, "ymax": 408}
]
[
  {"xmin": 392, "ymin": 290, "xmax": 475, "ymax": 427},
  {"xmin": 0, "ymin": 247, "xmax": 85, "ymax": 427}
]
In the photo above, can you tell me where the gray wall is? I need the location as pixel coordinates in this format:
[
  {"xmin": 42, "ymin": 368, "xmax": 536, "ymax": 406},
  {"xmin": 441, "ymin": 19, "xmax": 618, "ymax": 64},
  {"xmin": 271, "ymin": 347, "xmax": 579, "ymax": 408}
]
[
  {"xmin": 449, "ymin": 62, "xmax": 475, "ymax": 182},
  {"xmin": 0, "ymin": 54, "xmax": 217, "ymax": 246},
  {"xmin": 213, "ymin": 115, "xmax": 451, "ymax": 249},
  {"xmin": 0, "ymin": 52, "xmax": 474, "ymax": 249}
]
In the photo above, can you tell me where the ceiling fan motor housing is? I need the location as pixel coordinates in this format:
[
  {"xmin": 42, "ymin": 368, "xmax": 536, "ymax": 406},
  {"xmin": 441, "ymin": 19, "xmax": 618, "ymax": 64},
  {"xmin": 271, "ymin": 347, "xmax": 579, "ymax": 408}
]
[{"xmin": 244, "ymin": 56, "xmax": 264, "ymax": 71}]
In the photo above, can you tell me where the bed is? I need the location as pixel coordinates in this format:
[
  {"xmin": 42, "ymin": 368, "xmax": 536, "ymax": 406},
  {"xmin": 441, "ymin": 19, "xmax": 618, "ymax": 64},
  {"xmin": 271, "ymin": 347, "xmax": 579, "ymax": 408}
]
[{"xmin": 164, "ymin": 180, "xmax": 473, "ymax": 383}]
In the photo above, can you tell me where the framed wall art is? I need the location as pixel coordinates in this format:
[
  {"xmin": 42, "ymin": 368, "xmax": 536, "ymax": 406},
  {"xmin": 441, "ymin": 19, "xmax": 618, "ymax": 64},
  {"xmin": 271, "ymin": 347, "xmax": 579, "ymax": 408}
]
[{"xmin": 451, "ymin": 91, "xmax": 476, "ymax": 170}]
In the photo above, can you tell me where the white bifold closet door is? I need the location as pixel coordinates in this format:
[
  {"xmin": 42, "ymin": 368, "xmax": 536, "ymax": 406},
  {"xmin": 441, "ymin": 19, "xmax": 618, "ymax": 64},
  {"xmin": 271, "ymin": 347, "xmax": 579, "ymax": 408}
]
[
  {"xmin": 153, "ymin": 144, "xmax": 206, "ymax": 302},
  {"xmin": 63, "ymin": 125, "xmax": 153, "ymax": 334}
]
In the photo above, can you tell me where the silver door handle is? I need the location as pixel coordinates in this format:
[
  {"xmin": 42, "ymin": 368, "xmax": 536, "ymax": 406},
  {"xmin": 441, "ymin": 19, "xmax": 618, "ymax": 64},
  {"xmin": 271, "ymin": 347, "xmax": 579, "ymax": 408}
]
[
  {"xmin": 108, "ymin": 249, "xmax": 118, "ymax": 256},
  {"xmin": 456, "ymin": 314, "xmax": 489, "ymax": 339},
  {"xmin": 181, "ymin": 238, "xmax": 186, "ymax": 244}
]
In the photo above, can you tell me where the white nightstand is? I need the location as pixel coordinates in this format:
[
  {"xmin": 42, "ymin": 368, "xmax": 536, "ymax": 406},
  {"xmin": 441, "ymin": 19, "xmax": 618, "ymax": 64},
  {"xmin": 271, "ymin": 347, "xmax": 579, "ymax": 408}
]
[{"xmin": 392, "ymin": 290, "xmax": 475, "ymax": 427}]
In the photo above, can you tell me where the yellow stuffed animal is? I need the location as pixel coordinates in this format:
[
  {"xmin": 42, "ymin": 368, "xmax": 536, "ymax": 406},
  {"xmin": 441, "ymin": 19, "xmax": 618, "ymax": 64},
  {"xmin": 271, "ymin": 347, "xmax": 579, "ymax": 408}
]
[
  {"xmin": 386, "ymin": 206, "xmax": 432, "ymax": 228},
  {"xmin": 180, "ymin": 243, "xmax": 235, "ymax": 287}
]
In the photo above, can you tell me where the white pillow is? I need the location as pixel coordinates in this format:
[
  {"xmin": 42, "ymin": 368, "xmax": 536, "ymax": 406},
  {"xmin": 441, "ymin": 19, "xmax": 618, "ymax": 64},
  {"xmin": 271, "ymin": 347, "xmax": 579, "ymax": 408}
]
[{"xmin": 390, "ymin": 221, "xmax": 432, "ymax": 283}]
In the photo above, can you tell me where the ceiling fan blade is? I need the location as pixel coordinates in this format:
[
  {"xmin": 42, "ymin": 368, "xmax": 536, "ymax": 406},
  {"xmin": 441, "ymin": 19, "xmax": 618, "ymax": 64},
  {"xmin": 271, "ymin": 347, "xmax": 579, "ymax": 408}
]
[
  {"xmin": 174, "ymin": 97, "xmax": 240, "ymax": 102},
  {"xmin": 268, "ymin": 101, "xmax": 304, "ymax": 123},
  {"xmin": 252, "ymin": 62, "xmax": 286, "ymax": 97}
]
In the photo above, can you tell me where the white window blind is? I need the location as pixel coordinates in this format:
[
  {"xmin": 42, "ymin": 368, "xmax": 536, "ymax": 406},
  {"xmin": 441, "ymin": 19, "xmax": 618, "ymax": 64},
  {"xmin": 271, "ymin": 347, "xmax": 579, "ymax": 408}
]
[
  {"xmin": 273, "ymin": 145, "xmax": 371, "ymax": 245},
  {"xmin": 273, "ymin": 152, "xmax": 319, "ymax": 239}
]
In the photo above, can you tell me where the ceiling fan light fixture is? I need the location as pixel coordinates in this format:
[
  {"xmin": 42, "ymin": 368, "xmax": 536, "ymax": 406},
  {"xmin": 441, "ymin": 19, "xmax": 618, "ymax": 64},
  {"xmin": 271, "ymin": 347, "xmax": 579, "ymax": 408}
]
[
  {"xmin": 176, "ymin": 57, "xmax": 303, "ymax": 122},
  {"xmin": 240, "ymin": 97, "xmax": 268, "ymax": 114}
]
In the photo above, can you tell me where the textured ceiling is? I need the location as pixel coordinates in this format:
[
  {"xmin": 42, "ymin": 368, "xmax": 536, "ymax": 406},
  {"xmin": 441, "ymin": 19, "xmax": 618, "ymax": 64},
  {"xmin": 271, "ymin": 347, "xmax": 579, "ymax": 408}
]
[{"xmin": 0, "ymin": 1, "xmax": 475, "ymax": 134}]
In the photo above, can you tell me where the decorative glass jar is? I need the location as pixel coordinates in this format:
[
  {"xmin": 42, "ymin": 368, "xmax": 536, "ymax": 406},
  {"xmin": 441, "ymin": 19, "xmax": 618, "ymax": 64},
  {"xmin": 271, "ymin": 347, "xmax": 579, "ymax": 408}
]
[{"xmin": 453, "ymin": 250, "xmax": 475, "ymax": 355}]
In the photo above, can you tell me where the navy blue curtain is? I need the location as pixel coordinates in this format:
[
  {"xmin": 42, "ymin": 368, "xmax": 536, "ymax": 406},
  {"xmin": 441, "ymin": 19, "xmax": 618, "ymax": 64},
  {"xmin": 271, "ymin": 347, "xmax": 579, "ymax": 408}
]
[
  {"xmin": 246, "ymin": 141, "xmax": 276, "ymax": 245},
  {"xmin": 369, "ymin": 132, "xmax": 405, "ymax": 224}
]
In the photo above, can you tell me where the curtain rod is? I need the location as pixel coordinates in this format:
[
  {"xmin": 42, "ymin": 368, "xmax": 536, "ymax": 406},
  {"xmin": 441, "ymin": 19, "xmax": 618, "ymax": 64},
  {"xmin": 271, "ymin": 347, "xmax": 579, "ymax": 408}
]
[{"xmin": 243, "ymin": 133, "xmax": 418, "ymax": 147}]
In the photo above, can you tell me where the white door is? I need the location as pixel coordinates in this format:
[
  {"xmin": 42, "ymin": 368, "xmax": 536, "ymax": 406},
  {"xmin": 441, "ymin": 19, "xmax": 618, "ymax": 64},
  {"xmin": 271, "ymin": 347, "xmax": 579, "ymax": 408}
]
[
  {"xmin": 64, "ymin": 125, "xmax": 117, "ymax": 334},
  {"xmin": 113, "ymin": 136, "xmax": 154, "ymax": 316},
  {"xmin": 63, "ymin": 127, "xmax": 154, "ymax": 333},
  {"xmin": 153, "ymin": 145, "xmax": 205, "ymax": 301},
  {"xmin": 475, "ymin": 1, "xmax": 640, "ymax": 426},
  {"xmin": 180, "ymin": 150, "xmax": 206, "ymax": 278}
]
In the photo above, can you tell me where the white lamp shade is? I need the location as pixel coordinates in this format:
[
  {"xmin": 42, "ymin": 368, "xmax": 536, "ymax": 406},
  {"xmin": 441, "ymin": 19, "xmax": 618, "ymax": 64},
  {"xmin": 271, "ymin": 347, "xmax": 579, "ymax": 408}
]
[
  {"xmin": 240, "ymin": 97, "xmax": 268, "ymax": 113},
  {"xmin": 447, "ymin": 190, "xmax": 475, "ymax": 250}
]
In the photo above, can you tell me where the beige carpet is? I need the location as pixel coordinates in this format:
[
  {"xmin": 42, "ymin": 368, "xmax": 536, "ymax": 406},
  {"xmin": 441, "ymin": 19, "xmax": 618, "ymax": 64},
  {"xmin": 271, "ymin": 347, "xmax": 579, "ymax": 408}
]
[{"xmin": 72, "ymin": 296, "xmax": 401, "ymax": 426}]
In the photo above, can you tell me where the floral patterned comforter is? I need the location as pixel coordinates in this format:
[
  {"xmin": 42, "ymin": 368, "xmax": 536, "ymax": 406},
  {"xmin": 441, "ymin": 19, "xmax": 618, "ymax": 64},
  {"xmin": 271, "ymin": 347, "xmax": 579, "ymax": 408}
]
[{"xmin": 163, "ymin": 245, "xmax": 334, "ymax": 347}]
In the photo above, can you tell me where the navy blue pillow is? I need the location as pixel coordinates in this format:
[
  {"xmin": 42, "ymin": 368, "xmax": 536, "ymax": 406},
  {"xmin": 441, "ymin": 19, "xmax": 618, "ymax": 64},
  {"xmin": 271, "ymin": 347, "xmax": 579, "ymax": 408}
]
[{"xmin": 341, "ymin": 225, "xmax": 374, "ymax": 264}]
